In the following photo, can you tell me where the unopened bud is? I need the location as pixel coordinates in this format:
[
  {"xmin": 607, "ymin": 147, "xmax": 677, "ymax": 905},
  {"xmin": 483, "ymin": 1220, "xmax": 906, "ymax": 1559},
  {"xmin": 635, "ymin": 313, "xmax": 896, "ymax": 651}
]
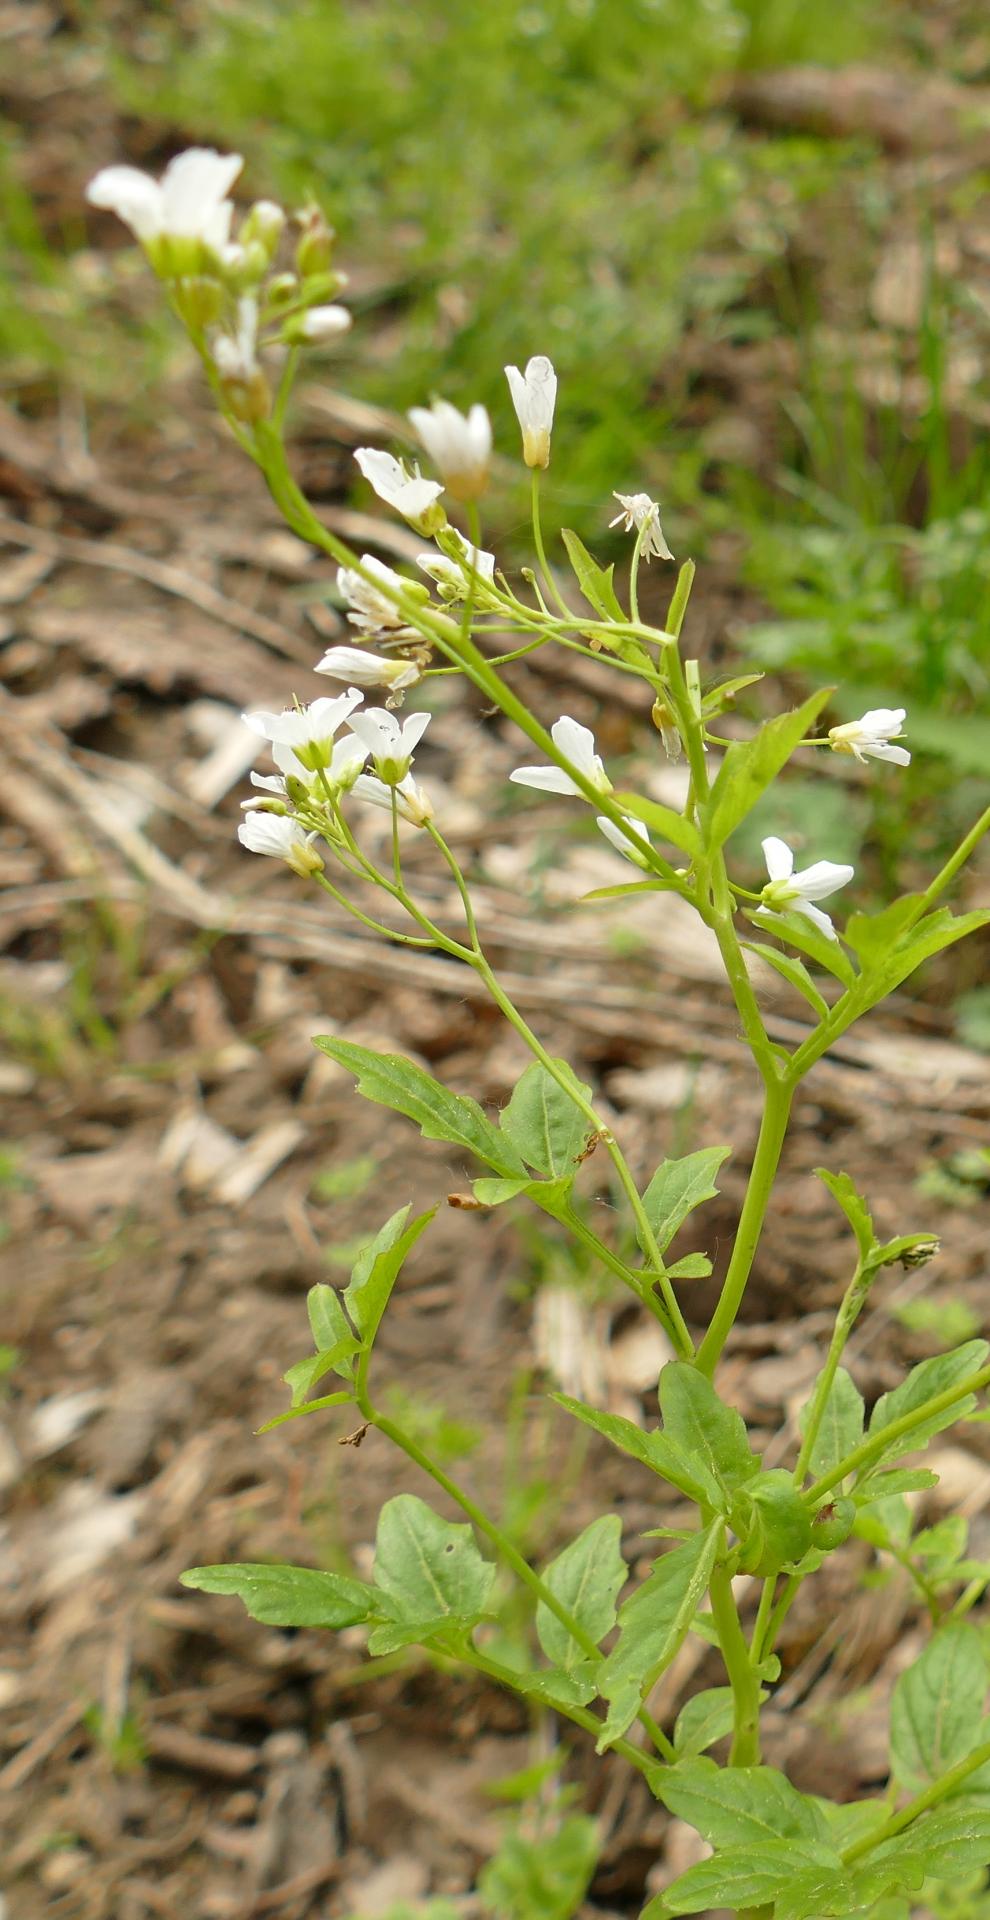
[
  {"xmin": 241, "ymin": 199, "xmax": 285, "ymax": 258},
  {"xmin": 172, "ymin": 276, "xmax": 224, "ymax": 331},
  {"xmin": 295, "ymin": 207, "xmax": 336, "ymax": 278},
  {"xmin": 651, "ymin": 695, "xmax": 682, "ymax": 762},
  {"xmin": 266, "ymin": 272, "xmax": 300, "ymax": 310},
  {"xmin": 284, "ymin": 303, "xmax": 352, "ymax": 346}
]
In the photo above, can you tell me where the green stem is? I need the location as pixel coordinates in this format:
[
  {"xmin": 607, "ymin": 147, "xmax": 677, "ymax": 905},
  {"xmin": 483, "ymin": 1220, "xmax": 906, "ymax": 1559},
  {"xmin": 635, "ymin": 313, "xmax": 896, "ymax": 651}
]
[
  {"xmin": 803, "ymin": 1362, "xmax": 990, "ymax": 1506},
  {"xmin": 361, "ymin": 1401, "xmax": 674, "ymax": 1762},
  {"xmin": 749, "ymin": 1578, "xmax": 777, "ymax": 1666},
  {"xmin": 531, "ymin": 468, "xmax": 574, "ymax": 619},
  {"xmin": 472, "ymin": 952, "xmax": 694, "ymax": 1358},
  {"xmin": 695, "ymin": 1077, "xmax": 793, "ymax": 1378},
  {"xmin": 841, "ymin": 1734, "xmax": 990, "ymax": 1866},
  {"xmin": 905, "ymin": 802, "xmax": 990, "ymax": 928},
  {"xmin": 709, "ymin": 1564, "xmax": 761, "ymax": 1765},
  {"xmin": 793, "ymin": 1257, "xmax": 871, "ymax": 1485},
  {"xmin": 461, "ymin": 1644, "xmax": 666, "ymax": 1780}
]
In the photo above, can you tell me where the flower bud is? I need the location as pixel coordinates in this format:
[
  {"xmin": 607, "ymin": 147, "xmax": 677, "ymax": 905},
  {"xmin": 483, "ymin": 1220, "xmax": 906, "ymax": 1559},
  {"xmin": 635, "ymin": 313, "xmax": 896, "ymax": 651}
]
[
  {"xmin": 266, "ymin": 272, "xmax": 301, "ymax": 309},
  {"xmin": 171, "ymin": 275, "xmax": 225, "ymax": 331},
  {"xmin": 295, "ymin": 207, "xmax": 336, "ymax": 278},
  {"xmin": 283, "ymin": 303, "xmax": 352, "ymax": 345},
  {"xmin": 241, "ymin": 198, "xmax": 285, "ymax": 258}
]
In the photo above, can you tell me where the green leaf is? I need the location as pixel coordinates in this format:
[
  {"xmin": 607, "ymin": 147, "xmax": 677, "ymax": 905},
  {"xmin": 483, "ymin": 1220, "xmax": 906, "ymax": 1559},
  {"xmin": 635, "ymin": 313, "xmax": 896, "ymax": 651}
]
[
  {"xmin": 478, "ymin": 1813, "xmax": 600, "ymax": 1920},
  {"xmin": 746, "ymin": 907, "xmax": 857, "ymax": 984},
  {"xmin": 798, "ymin": 1367, "xmax": 864, "ymax": 1479},
  {"xmin": 702, "ymin": 688, "xmax": 832, "ymax": 850},
  {"xmin": 472, "ymin": 1174, "xmax": 574, "ymax": 1213},
  {"xmin": 672, "ymin": 1686, "xmax": 736, "ymax": 1757},
  {"xmin": 614, "ymin": 792, "xmax": 702, "ymax": 860},
  {"xmin": 816, "ymin": 1169, "xmax": 875, "ymax": 1258},
  {"xmin": 657, "ymin": 1756, "xmax": 833, "ymax": 1848},
  {"xmin": 854, "ymin": 1469, "xmax": 939, "ymax": 1510},
  {"xmin": 561, "ymin": 527, "xmax": 626, "ymax": 622},
  {"xmin": 659, "ymin": 1362, "xmax": 758, "ymax": 1497},
  {"xmin": 742, "ymin": 941, "xmax": 830, "ymax": 1020},
  {"xmin": 664, "ymin": 1251, "xmax": 713, "ymax": 1281},
  {"xmin": 284, "ymin": 1336, "xmax": 363, "ymax": 1406},
  {"xmin": 307, "ymin": 1282, "xmax": 355, "ymax": 1354},
  {"xmin": 344, "ymin": 1205, "xmax": 436, "ymax": 1345},
  {"xmin": 372, "ymin": 1494, "xmax": 495, "ymax": 1633},
  {"xmin": 597, "ymin": 1524, "xmax": 721, "ymax": 1747},
  {"xmin": 868, "ymin": 1340, "xmax": 989, "ymax": 1463},
  {"xmin": 865, "ymin": 1803, "xmax": 990, "ymax": 1889},
  {"xmin": 536, "ymin": 1515, "xmax": 627, "ymax": 1672},
  {"xmin": 639, "ymin": 1147, "xmax": 731, "ymax": 1256},
  {"xmin": 656, "ymin": 1838, "xmax": 842, "ymax": 1917},
  {"xmin": 315, "ymin": 1038, "xmax": 526, "ymax": 1177},
  {"xmin": 843, "ymin": 895, "xmax": 926, "ymax": 969},
  {"xmin": 258, "ymin": 1389, "xmax": 354, "ymax": 1432},
  {"xmin": 499, "ymin": 1061, "xmax": 593, "ymax": 1177},
  {"xmin": 890, "ymin": 1621, "xmax": 988, "ymax": 1792},
  {"xmin": 512, "ymin": 1664, "xmax": 599, "ymax": 1709},
  {"xmin": 552, "ymin": 1394, "xmax": 723, "ymax": 1506},
  {"xmin": 180, "ymin": 1562, "xmax": 375, "ymax": 1628}
]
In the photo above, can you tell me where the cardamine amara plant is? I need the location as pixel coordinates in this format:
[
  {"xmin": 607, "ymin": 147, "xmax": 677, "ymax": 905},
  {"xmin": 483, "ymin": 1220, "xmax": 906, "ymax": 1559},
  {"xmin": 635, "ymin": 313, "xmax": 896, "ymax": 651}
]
[{"xmin": 88, "ymin": 148, "xmax": 990, "ymax": 1920}]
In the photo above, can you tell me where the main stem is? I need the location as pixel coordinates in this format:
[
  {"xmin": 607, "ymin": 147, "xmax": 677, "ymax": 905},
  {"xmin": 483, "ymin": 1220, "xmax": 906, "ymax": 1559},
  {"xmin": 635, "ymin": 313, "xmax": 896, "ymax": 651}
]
[{"xmin": 709, "ymin": 1564, "xmax": 761, "ymax": 1766}]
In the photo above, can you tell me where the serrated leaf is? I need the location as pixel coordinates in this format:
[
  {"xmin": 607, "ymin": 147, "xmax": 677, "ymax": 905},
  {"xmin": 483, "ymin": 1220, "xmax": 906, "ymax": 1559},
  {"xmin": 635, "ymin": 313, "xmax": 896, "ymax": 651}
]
[
  {"xmin": 499, "ymin": 1060, "xmax": 593, "ymax": 1177},
  {"xmin": 657, "ymin": 1756, "xmax": 833, "ymax": 1848},
  {"xmin": 890, "ymin": 1621, "xmax": 988, "ymax": 1792},
  {"xmin": 561, "ymin": 527, "xmax": 626, "ymax": 622},
  {"xmin": 798, "ymin": 1366, "xmax": 864, "ymax": 1479},
  {"xmin": 597, "ymin": 1524, "xmax": 721, "ymax": 1748},
  {"xmin": 657, "ymin": 1838, "xmax": 841, "ymax": 1917},
  {"xmin": 672, "ymin": 1686, "xmax": 736, "ymax": 1757},
  {"xmin": 536, "ymin": 1515, "xmax": 627, "ymax": 1672},
  {"xmin": 372, "ymin": 1494, "xmax": 495, "ymax": 1632},
  {"xmin": 868, "ymin": 1340, "xmax": 989, "ymax": 1463},
  {"xmin": 343, "ymin": 1205, "xmax": 436, "ymax": 1346},
  {"xmin": 747, "ymin": 906, "xmax": 857, "ymax": 984},
  {"xmin": 639, "ymin": 1147, "xmax": 731, "ymax": 1257},
  {"xmin": 742, "ymin": 940, "xmax": 830, "ymax": 1020},
  {"xmin": 816, "ymin": 1169, "xmax": 875, "ymax": 1257},
  {"xmin": 702, "ymin": 688, "xmax": 832, "ymax": 850},
  {"xmin": 552, "ymin": 1393, "xmax": 723, "ymax": 1506},
  {"xmin": 659, "ymin": 1361, "xmax": 758, "ymax": 1497},
  {"xmin": 614, "ymin": 792, "xmax": 702, "ymax": 860},
  {"xmin": 315, "ymin": 1038, "xmax": 526, "ymax": 1176},
  {"xmin": 180, "ymin": 1562, "xmax": 375, "ymax": 1628},
  {"xmin": 865, "ymin": 1804, "xmax": 990, "ymax": 1891}
]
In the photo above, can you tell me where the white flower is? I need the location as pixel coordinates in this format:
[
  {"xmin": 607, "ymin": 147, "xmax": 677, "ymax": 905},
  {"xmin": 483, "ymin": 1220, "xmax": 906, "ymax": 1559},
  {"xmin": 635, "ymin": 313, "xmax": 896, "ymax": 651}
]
[
  {"xmin": 242, "ymin": 690, "xmax": 363, "ymax": 771},
  {"xmin": 828, "ymin": 708, "xmax": 910, "ymax": 767},
  {"xmin": 596, "ymin": 813, "xmax": 652, "ymax": 868},
  {"xmin": 86, "ymin": 149, "xmax": 243, "ymax": 266},
  {"xmin": 241, "ymin": 771, "xmax": 288, "ymax": 803},
  {"xmin": 354, "ymin": 448, "xmax": 446, "ymax": 536},
  {"xmin": 316, "ymin": 646, "xmax": 424, "ymax": 691},
  {"xmin": 298, "ymin": 303, "xmax": 352, "ymax": 342},
  {"xmin": 336, "ymin": 555, "xmax": 427, "ymax": 633},
  {"xmin": 609, "ymin": 493, "xmax": 673, "ymax": 563},
  {"xmin": 353, "ymin": 772, "xmax": 433, "ymax": 827},
  {"xmin": 238, "ymin": 813, "xmax": 324, "ymax": 876},
  {"xmin": 504, "ymin": 356, "xmax": 557, "ymax": 469},
  {"xmin": 417, "ymin": 532, "xmax": 496, "ymax": 601},
  {"xmin": 509, "ymin": 716, "xmax": 612, "ymax": 798},
  {"xmin": 275, "ymin": 733, "xmax": 369, "ymax": 789},
  {"xmin": 347, "ymin": 707, "xmax": 431, "ymax": 783},
  {"xmin": 756, "ymin": 836, "xmax": 854, "ymax": 942},
  {"xmin": 408, "ymin": 399, "xmax": 492, "ymax": 502}
]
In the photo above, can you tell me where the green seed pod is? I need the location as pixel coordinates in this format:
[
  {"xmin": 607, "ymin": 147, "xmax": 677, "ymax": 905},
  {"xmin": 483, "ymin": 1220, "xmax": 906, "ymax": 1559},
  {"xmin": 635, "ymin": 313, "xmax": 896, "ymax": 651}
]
[{"xmin": 811, "ymin": 1498, "xmax": 856, "ymax": 1552}]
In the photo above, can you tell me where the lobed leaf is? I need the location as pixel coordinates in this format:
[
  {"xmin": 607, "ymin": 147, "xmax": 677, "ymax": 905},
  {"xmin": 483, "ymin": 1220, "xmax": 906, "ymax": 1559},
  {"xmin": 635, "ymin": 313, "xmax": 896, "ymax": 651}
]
[
  {"xmin": 344, "ymin": 1205, "xmax": 436, "ymax": 1345},
  {"xmin": 536, "ymin": 1514, "xmax": 627, "ymax": 1672},
  {"xmin": 816, "ymin": 1168, "xmax": 875, "ymax": 1258},
  {"xmin": 552, "ymin": 1394, "xmax": 723, "ymax": 1506},
  {"xmin": 658, "ymin": 1362, "xmax": 758, "ymax": 1498},
  {"xmin": 889, "ymin": 1621, "xmax": 988, "ymax": 1793},
  {"xmin": 868, "ymin": 1339, "xmax": 989, "ymax": 1464},
  {"xmin": 372, "ymin": 1494, "xmax": 495, "ymax": 1632},
  {"xmin": 798, "ymin": 1366, "xmax": 864, "ymax": 1480},
  {"xmin": 639, "ymin": 1147, "xmax": 731, "ymax": 1257},
  {"xmin": 499, "ymin": 1060, "xmax": 593, "ymax": 1177},
  {"xmin": 596, "ymin": 1523, "xmax": 721, "ymax": 1748},
  {"xmin": 561, "ymin": 527, "xmax": 626, "ymax": 623},
  {"xmin": 315, "ymin": 1038, "xmax": 527, "ymax": 1177},
  {"xmin": 180, "ymin": 1562, "xmax": 376, "ymax": 1629},
  {"xmin": 657, "ymin": 1756, "xmax": 833, "ymax": 1848}
]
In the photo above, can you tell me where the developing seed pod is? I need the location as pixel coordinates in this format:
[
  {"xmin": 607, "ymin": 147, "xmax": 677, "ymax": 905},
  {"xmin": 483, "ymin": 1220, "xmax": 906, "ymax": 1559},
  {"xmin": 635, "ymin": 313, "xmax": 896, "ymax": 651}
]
[
  {"xmin": 736, "ymin": 1469, "xmax": 813, "ymax": 1577},
  {"xmin": 810, "ymin": 1498, "xmax": 857, "ymax": 1551}
]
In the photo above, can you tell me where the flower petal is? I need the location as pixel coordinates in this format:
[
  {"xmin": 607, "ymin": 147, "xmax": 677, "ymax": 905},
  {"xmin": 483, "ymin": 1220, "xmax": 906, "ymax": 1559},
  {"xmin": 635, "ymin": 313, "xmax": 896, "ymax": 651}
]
[{"xmin": 762, "ymin": 835, "xmax": 794, "ymax": 883}]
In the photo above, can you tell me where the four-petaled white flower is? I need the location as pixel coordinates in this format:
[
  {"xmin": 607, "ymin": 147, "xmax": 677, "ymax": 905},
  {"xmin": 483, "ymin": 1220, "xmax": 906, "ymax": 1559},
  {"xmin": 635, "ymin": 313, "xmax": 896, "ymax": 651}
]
[
  {"xmin": 504, "ymin": 356, "xmax": 557, "ymax": 469},
  {"xmin": 596, "ymin": 813, "xmax": 652, "ymax": 868},
  {"xmin": 417, "ymin": 532, "xmax": 496, "ymax": 600},
  {"xmin": 757, "ymin": 836, "xmax": 854, "ymax": 942},
  {"xmin": 336, "ymin": 555, "xmax": 428, "ymax": 633},
  {"xmin": 408, "ymin": 399, "xmax": 492, "ymax": 502},
  {"xmin": 609, "ymin": 493, "xmax": 673, "ymax": 563},
  {"xmin": 348, "ymin": 707, "xmax": 432, "ymax": 784},
  {"xmin": 316, "ymin": 646, "xmax": 423, "ymax": 692},
  {"xmin": 86, "ymin": 149, "xmax": 243, "ymax": 268},
  {"xmin": 238, "ymin": 813, "xmax": 324, "ymax": 876},
  {"xmin": 298, "ymin": 304, "xmax": 352, "ymax": 342},
  {"xmin": 828, "ymin": 708, "xmax": 910, "ymax": 766},
  {"xmin": 354, "ymin": 448, "xmax": 446, "ymax": 536},
  {"xmin": 353, "ymin": 772, "xmax": 433, "ymax": 827},
  {"xmin": 242, "ymin": 690, "xmax": 364, "ymax": 773},
  {"xmin": 510, "ymin": 716, "xmax": 612, "ymax": 798}
]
